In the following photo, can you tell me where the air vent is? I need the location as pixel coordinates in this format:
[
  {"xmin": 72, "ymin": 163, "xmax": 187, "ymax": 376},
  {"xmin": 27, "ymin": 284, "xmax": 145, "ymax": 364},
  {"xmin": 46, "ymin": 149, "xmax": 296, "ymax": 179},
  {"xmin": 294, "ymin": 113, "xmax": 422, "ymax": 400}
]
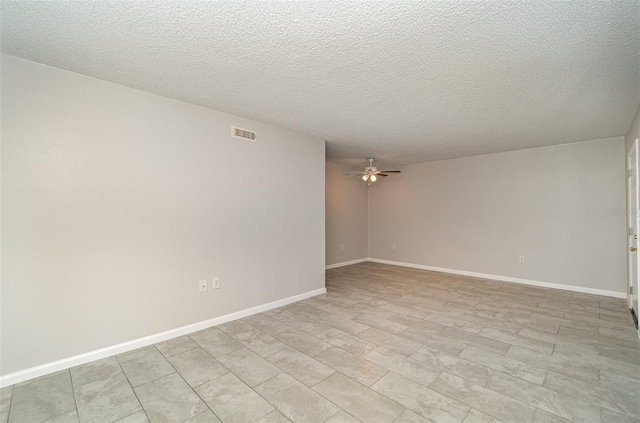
[{"xmin": 231, "ymin": 126, "xmax": 257, "ymax": 142}]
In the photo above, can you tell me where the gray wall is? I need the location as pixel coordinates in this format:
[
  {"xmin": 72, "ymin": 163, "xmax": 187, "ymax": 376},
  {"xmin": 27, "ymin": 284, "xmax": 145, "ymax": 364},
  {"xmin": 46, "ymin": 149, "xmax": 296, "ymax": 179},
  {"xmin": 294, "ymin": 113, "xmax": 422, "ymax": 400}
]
[
  {"xmin": 325, "ymin": 162, "xmax": 368, "ymax": 265},
  {"xmin": 368, "ymin": 137, "xmax": 627, "ymax": 292},
  {"xmin": 1, "ymin": 55, "xmax": 326, "ymax": 375}
]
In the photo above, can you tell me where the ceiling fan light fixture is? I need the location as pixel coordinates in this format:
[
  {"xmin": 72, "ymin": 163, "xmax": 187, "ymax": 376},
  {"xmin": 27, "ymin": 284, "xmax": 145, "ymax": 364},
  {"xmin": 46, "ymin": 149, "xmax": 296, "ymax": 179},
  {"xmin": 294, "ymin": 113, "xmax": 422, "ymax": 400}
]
[{"xmin": 345, "ymin": 158, "xmax": 401, "ymax": 182}]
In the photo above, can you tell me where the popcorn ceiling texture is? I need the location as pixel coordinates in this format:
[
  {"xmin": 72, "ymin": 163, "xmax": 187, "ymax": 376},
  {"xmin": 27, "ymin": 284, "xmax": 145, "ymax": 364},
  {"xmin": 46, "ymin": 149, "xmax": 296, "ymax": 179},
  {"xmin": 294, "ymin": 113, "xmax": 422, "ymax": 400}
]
[{"xmin": 1, "ymin": 1, "xmax": 639, "ymax": 166}]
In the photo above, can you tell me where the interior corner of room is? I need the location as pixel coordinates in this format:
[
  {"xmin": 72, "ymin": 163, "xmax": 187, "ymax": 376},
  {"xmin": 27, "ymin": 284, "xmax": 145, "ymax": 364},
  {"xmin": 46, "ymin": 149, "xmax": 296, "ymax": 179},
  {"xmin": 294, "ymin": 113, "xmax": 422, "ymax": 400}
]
[
  {"xmin": 327, "ymin": 112, "xmax": 640, "ymax": 321},
  {"xmin": 326, "ymin": 135, "xmax": 632, "ymax": 300}
]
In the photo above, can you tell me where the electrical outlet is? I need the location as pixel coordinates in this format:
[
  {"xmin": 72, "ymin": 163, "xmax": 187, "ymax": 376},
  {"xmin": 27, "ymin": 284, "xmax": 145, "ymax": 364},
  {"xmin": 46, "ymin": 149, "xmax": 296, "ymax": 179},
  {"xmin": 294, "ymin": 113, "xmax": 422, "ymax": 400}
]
[
  {"xmin": 212, "ymin": 277, "xmax": 220, "ymax": 290},
  {"xmin": 199, "ymin": 280, "xmax": 208, "ymax": 293},
  {"xmin": 519, "ymin": 256, "xmax": 525, "ymax": 263},
  {"xmin": 392, "ymin": 244, "xmax": 396, "ymax": 250}
]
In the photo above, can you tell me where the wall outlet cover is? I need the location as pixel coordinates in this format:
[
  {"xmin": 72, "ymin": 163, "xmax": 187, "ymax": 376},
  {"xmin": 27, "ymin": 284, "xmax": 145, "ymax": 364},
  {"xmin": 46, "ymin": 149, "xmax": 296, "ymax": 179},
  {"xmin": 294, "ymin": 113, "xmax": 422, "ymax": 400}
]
[{"xmin": 199, "ymin": 280, "xmax": 208, "ymax": 293}]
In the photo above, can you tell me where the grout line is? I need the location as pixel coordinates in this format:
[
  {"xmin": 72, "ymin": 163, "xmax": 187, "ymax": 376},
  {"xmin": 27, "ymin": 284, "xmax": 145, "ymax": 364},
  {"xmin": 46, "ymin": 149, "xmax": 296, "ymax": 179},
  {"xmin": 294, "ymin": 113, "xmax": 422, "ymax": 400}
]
[
  {"xmin": 152, "ymin": 345, "xmax": 225, "ymax": 423},
  {"xmin": 247, "ymin": 379, "xmax": 295, "ymax": 422},
  {"xmin": 236, "ymin": 350, "xmax": 346, "ymax": 422},
  {"xmin": 233, "ymin": 323, "xmax": 387, "ymax": 419},
  {"xmin": 158, "ymin": 344, "xmax": 201, "ymax": 359},
  {"xmin": 113, "ymin": 410, "xmax": 146, "ymax": 423},
  {"xmin": 113, "ymin": 355, "xmax": 152, "ymax": 423},
  {"xmin": 4, "ymin": 386, "xmax": 14, "ymax": 423},
  {"xmin": 368, "ymin": 369, "xmax": 390, "ymax": 387},
  {"xmin": 189, "ymin": 367, "xmax": 229, "ymax": 392},
  {"xmin": 425, "ymin": 370, "xmax": 444, "ymax": 389},
  {"xmin": 310, "ymin": 370, "xmax": 407, "ymax": 422},
  {"xmin": 67, "ymin": 370, "xmax": 80, "ymax": 422}
]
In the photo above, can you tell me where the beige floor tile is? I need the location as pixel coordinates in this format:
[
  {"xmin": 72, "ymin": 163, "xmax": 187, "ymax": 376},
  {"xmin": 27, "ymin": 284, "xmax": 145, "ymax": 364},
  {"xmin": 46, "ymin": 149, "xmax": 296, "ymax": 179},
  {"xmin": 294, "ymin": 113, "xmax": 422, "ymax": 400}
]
[
  {"xmin": 154, "ymin": 336, "xmax": 199, "ymax": 358},
  {"xmin": 439, "ymin": 328, "xmax": 511, "ymax": 355},
  {"xmin": 134, "ymin": 373, "xmax": 207, "ymax": 423},
  {"xmin": 316, "ymin": 327, "xmax": 380, "ymax": 356},
  {"xmin": 265, "ymin": 347, "xmax": 335, "ymax": 387},
  {"xmin": 166, "ymin": 348, "xmax": 228, "ymax": 388},
  {"xmin": 255, "ymin": 373, "xmax": 340, "ymax": 422},
  {"xmin": 394, "ymin": 409, "xmax": 431, "ymax": 423},
  {"xmin": 543, "ymin": 372, "xmax": 639, "ymax": 420},
  {"xmin": 70, "ymin": 357, "xmax": 123, "ymax": 388},
  {"xmin": 216, "ymin": 347, "xmax": 282, "ymax": 387},
  {"xmin": 400, "ymin": 327, "xmax": 469, "ymax": 355},
  {"xmin": 313, "ymin": 373, "xmax": 404, "ymax": 423},
  {"xmin": 233, "ymin": 328, "xmax": 287, "ymax": 357},
  {"xmin": 372, "ymin": 372, "xmax": 469, "ymax": 422},
  {"xmin": 357, "ymin": 327, "xmax": 421, "ymax": 356},
  {"xmin": 533, "ymin": 408, "xmax": 572, "ymax": 422},
  {"xmin": 325, "ymin": 410, "xmax": 362, "ymax": 422},
  {"xmin": 459, "ymin": 346, "xmax": 546, "ymax": 385},
  {"xmin": 242, "ymin": 314, "xmax": 293, "ymax": 335},
  {"xmin": 114, "ymin": 411, "xmax": 150, "ymax": 423},
  {"xmin": 316, "ymin": 347, "xmax": 388, "ymax": 386},
  {"xmin": 364, "ymin": 347, "xmax": 441, "ymax": 387},
  {"xmin": 479, "ymin": 327, "xmax": 555, "ymax": 355},
  {"xmin": 505, "ymin": 346, "xmax": 599, "ymax": 384},
  {"xmin": 9, "ymin": 372, "xmax": 76, "ymax": 423},
  {"xmin": 255, "ymin": 410, "xmax": 292, "ymax": 423},
  {"xmin": 75, "ymin": 372, "xmax": 142, "ymax": 423},
  {"xmin": 182, "ymin": 410, "xmax": 221, "ymax": 423},
  {"xmin": 190, "ymin": 328, "xmax": 245, "ymax": 358},
  {"xmin": 195, "ymin": 373, "xmax": 274, "ymax": 423},
  {"xmin": 410, "ymin": 347, "xmax": 493, "ymax": 386},
  {"xmin": 600, "ymin": 408, "xmax": 640, "ymax": 423},
  {"xmin": 463, "ymin": 409, "xmax": 504, "ymax": 422},
  {"xmin": 424, "ymin": 313, "xmax": 485, "ymax": 334},
  {"xmin": 487, "ymin": 371, "xmax": 601, "ymax": 423},
  {"xmin": 430, "ymin": 372, "xmax": 536, "ymax": 423},
  {"xmin": 118, "ymin": 348, "xmax": 175, "ymax": 388},
  {"xmin": 0, "ymin": 386, "xmax": 12, "ymax": 417},
  {"xmin": 274, "ymin": 329, "xmax": 333, "ymax": 356},
  {"xmin": 13, "ymin": 369, "xmax": 70, "ymax": 388},
  {"xmin": 43, "ymin": 410, "xmax": 80, "ymax": 423},
  {"xmin": 216, "ymin": 319, "xmax": 255, "ymax": 336}
]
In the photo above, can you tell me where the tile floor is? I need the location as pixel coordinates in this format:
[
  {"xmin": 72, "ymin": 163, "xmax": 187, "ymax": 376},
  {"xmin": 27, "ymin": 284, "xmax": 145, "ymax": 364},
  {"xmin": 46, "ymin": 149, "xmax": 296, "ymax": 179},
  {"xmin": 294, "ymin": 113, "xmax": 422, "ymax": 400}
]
[{"xmin": 3, "ymin": 262, "xmax": 640, "ymax": 423}]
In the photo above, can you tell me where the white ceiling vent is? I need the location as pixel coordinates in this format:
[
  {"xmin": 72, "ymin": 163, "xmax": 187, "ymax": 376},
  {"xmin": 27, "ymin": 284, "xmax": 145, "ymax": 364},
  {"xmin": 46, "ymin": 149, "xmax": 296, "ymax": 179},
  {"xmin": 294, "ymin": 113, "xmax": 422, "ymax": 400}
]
[{"xmin": 231, "ymin": 126, "xmax": 257, "ymax": 142}]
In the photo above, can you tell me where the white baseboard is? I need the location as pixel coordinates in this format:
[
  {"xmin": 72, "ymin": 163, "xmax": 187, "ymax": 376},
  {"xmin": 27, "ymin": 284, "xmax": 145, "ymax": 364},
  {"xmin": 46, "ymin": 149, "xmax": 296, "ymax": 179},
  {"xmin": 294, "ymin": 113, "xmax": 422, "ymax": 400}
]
[
  {"xmin": 0, "ymin": 287, "xmax": 326, "ymax": 388},
  {"xmin": 368, "ymin": 258, "xmax": 627, "ymax": 299},
  {"xmin": 325, "ymin": 258, "xmax": 368, "ymax": 270}
]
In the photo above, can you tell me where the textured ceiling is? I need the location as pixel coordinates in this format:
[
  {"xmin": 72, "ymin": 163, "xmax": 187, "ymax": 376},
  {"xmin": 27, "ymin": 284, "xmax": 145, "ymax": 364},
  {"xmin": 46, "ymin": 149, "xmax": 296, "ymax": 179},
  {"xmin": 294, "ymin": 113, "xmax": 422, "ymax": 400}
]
[{"xmin": 2, "ymin": 1, "xmax": 639, "ymax": 166}]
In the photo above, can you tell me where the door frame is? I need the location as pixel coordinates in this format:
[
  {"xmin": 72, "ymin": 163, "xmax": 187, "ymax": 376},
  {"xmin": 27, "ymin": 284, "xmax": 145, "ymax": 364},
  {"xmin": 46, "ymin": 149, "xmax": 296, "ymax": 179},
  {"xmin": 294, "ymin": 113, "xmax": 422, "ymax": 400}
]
[{"xmin": 626, "ymin": 139, "xmax": 639, "ymax": 332}]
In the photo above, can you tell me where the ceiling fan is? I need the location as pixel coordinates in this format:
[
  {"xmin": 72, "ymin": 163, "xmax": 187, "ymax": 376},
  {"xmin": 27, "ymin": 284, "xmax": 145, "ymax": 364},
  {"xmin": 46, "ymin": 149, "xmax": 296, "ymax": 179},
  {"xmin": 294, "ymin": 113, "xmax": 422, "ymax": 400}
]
[{"xmin": 344, "ymin": 158, "xmax": 401, "ymax": 182}]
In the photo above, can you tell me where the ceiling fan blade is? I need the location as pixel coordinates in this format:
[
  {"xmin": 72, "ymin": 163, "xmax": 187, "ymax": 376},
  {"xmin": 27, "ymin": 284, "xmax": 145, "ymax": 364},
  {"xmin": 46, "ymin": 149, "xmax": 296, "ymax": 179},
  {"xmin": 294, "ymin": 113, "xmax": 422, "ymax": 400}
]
[
  {"xmin": 377, "ymin": 173, "xmax": 389, "ymax": 177},
  {"xmin": 378, "ymin": 170, "xmax": 401, "ymax": 173},
  {"xmin": 343, "ymin": 172, "xmax": 365, "ymax": 174}
]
